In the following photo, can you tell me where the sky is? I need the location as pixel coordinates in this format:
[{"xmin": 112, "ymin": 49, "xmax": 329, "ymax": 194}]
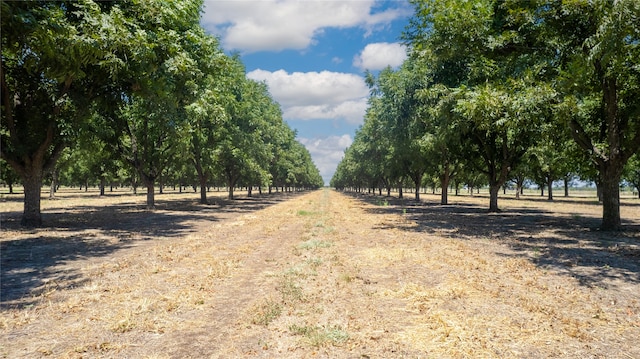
[{"xmin": 200, "ymin": 0, "xmax": 413, "ymax": 185}]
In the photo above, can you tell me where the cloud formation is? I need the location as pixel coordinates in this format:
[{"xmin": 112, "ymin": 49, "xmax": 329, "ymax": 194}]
[
  {"xmin": 299, "ymin": 135, "xmax": 353, "ymax": 184},
  {"xmin": 201, "ymin": 0, "xmax": 409, "ymax": 53},
  {"xmin": 247, "ymin": 69, "xmax": 369, "ymax": 125},
  {"xmin": 353, "ymin": 42, "xmax": 407, "ymax": 71}
]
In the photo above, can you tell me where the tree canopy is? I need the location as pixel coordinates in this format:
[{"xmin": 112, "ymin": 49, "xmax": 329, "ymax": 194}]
[
  {"xmin": 1, "ymin": 0, "xmax": 322, "ymax": 226},
  {"xmin": 332, "ymin": 0, "xmax": 639, "ymax": 230}
]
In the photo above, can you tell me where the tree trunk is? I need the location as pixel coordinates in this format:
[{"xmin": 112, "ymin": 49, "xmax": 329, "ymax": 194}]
[
  {"xmin": 564, "ymin": 177, "xmax": 570, "ymax": 197},
  {"xmin": 228, "ymin": 186, "xmax": 234, "ymax": 199},
  {"xmin": 489, "ymin": 184, "xmax": 500, "ymax": 212},
  {"xmin": 414, "ymin": 180, "xmax": 420, "ymax": 201},
  {"xmin": 22, "ymin": 174, "xmax": 43, "ymax": 227},
  {"xmin": 248, "ymin": 186, "xmax": 253, "ymax": 197},
  {"xmin": 515, "ymin": 176, "xmax": 524, "ymax": 200},
  {"xmin": 595, "ymin": 180, "xmax": 603, "ymax": 202},
  {"xmin": 600, "ymin": 166, "xmax": 622, "ymax": 230},
  {"xmin": 398, "ymin": 186, "xmax": 403, "ymax": 199},
  {"xmin": 440, "ymin": 166, "xmax": 450, "ymax": 205},
  {"xmin": 547, "ymin": 175, "xmax": 553, "ymax": 201},
  {"xmin": 200, "ymin": 178, "xmax": 207, "ymax": 204},
  {"xmin": 49, "ymin": 170, "xmax": 57, "ymax": 199},
  {"xmin": 143, "ymin": 179, "xmax": 155, "ymax": 209}
]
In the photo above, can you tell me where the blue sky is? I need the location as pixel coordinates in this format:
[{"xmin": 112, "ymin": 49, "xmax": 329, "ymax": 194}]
[{"xmin": 200, "ymin": 0, "xmax": 412, "ymax": 184}]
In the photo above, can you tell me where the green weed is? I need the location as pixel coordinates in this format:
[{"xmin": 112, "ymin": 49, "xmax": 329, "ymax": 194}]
[
  {"xmin": 251, "ymin": 299, "xmax": 282, "ymax": 326},
  {"xmin": 375, "ymin": 199, "xmax": 389, "ymax": 206},
  {"xmin": 299, "ymin": 239, "xmax": 333, "ymax": 250},
  {"xmin": 289, "ymin": 323, "xmax": 349, "ymax": 347},
  {"xmin": 277, "ymin": 276, "xmax": 305, "ymax": 303},
  {"xmin": 297, "ymin": 210, "xmax": 317, "ymax": 216}
]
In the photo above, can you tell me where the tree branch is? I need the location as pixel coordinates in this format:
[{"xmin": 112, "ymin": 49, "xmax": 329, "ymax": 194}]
[{"xmin": 568, "ymin": 118, "xmax": 605, "ymax": 166}]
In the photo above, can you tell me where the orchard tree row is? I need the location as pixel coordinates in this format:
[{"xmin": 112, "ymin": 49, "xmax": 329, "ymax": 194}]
[
  {"xmin": 1, "ymin": 0, "xmax": 323, "ymax": 227},
  {"xmin": 331, "ymin": 0, "xmax": 640, "ymax": 230}
]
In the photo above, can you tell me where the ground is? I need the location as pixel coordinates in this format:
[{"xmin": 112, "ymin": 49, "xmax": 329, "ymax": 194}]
[{"xmin": 1, "ymin": 188, "xmax": 639, "ymax": 358}]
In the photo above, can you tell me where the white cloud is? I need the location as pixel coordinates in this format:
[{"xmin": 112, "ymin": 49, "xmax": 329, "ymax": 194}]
[
  {"xmin": 247, "ymin": 69, "xmax": 369, "ymax": 124},
  {"xmin": 353, "ymin": 42, "xmax": 407, "ymax": 71},
  {"xmin": 299, "ymin": 135, "xmax": 353, "ymax": 184},
  {"xmin": 201, "ymin": 0, "xmax": 409, "ymax": 53}
]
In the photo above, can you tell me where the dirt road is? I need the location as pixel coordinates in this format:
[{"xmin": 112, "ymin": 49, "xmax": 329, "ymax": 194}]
[{"xmin": 1, "ymin": 189, "xmax": 639, "ymax": 358}]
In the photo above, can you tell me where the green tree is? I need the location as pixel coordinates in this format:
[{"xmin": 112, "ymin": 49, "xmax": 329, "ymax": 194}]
[
  {"xmin": 0, "ymin": 159, "xmax": 19, "ymax": 194},
  {"xmin": 405, "ymin": 0, "xmax": 559, "ymax": 211},
  {"xmin": 101, "ymin": 0, "xmax": 206, "ymax": 208},
  {"xmin": 623, "ymin": 154, "xmax": 640, "ymax": 199},
  {"xmin": 183, "ymin": 35, "xmax": 231, "ymax": 203},
  {"xmin": 551, "ymin": 0, "xmax": 640, "ymax": 229},
  {"xmin": 1, "ymin": 1, "xmax": 124, "ymax": 225},
  {"xmin": 215, "ymin": 79, "xmax": 275, "ymax": 199}
]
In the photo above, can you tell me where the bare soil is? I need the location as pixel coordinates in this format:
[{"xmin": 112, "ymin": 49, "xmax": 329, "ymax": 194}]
[{"xmin": 1, "ymin": 188, "xmax": 639, "ymax": 358}]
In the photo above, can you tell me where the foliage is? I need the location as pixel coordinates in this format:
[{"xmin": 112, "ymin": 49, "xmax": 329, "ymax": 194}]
[
  {"xmin": 1, "ymin": 0, "xmax": 322, "ymax": 224},
  {"xmin": 332, "ymin": 0, "xmax": 639, "ymax": 229}
]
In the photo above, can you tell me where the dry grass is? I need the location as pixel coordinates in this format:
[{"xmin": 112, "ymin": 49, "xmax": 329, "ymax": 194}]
[{"xmin": 1, "ymin": 186, "xmax": 639, "ymax": 358}]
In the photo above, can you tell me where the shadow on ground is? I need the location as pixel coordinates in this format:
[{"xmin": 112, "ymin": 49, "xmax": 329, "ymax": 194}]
[
  {"xmin": 0, "ymin": 191, "xmax": 303, "ymax": 306},
  {"xmin": 345, "ymin": 192, "xmax": 640, "ymax": 288}
]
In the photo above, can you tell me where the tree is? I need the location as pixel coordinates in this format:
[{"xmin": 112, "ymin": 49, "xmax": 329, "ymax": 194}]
[
  {"xmin": 365, "ymin": 63, "xmax": 430, "ymax": 200},
  {"xmin": 550, "ymin": 0, "xmax": 640, "ymax": 229},
  {"xmin": 623, "ymin": 154, "xmax": 640, "ymax": 199},
  {"xmin": 0, "ymin": 159, "xmax": 19, "ymax": 194},
  {"xmin": 100, "ymin": 0, "xmax": 206, "ymax": 208},
  {"xmin": 1, "ymin": 1, "xmax": 124, "ymax": 225},
  {"xmin": 183, "ymin": 35, "xmax": 231, "ymax": 204},
  {"xmin": 215, "ymin": 79, "xmax": 275, "ymax": 200},
  {"xmin": 416, "ymin": 83, "xmax": 465, "ymax": 205},
  {"xmin": 405, "ymin": 0, "xmax": 561, "ymax": 211}
]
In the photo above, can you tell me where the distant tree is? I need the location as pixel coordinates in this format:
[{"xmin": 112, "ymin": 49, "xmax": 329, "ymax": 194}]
[
  {"xmin": 0, "ymin": 159, "xmax": 20, "ymax": 194},
  {"xmin": 623, "ymin": 155, "xmax": 640, "ymax": 199}
]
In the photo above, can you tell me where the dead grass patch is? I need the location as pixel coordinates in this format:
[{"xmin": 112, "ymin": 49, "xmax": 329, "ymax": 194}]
[{"xmin": 1, "ymin": 188, "xmax": 638, "ymax": 358}]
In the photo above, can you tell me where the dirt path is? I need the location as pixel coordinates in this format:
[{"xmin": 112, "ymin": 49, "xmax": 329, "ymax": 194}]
[{"xmin": 1, "ymin": 189, "xmax": 639, "ymax": 358}]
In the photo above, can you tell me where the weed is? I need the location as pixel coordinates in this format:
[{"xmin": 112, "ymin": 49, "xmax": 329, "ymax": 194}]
[
  {"xmin": 251, "ymin": 299, "xmax": 282, "ymax": 326},
  {"xmin": 375, "ymin": 199, "xmax": 389, "ymax": 206},
  {"xmin": 339, "ymin": 273, "xmax": 354, "ymax": 283},
  {"xmin": 297, "ymin": 210, "xmax": 317, "ymax": 216},
  {"xmin": 299, "ymin": 239, "xmax": 333, "ymax": 250},
  {"xmin": 111, "ymin": 312, "xmax": 136, "ymax": 333},
  {"xmin": 277, "ymin": 276, "xmax": 305, "ymax": 303},
  {"xmin": 284, "ymin": 266, "xmax": 309, "ymax": 279},
  {"xmin": 306, "ymin": 257, "xmax": 323, "ymax": 269},
  {"xmin": 289, "ymin": 323, "xmax": 349, "ymax": 347}
]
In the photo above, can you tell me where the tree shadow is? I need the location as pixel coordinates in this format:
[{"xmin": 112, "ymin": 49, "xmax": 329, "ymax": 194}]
[
  {"xmin": 345, "ymin": 192, "xmax": 640, "ymax": 288},
  {"xmin": 0, "ymin": 191, "xmax": 303, "ymax": 307}
]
